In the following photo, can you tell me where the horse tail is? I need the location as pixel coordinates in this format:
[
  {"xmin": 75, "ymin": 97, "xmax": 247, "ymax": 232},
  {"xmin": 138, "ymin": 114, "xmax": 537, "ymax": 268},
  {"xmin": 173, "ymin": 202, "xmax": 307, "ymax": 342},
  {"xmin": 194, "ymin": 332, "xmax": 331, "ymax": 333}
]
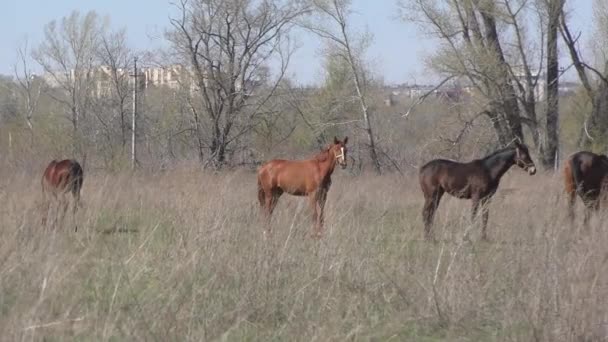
[
  {"xmin": 570, "ymin": 155, "xmax": 584, "ymax": 194},
  {"xmin": 564, "ymin": 157, "xmax": 576, "ymax": 195},
  {"xmin": 565, "ymin": 155, "xmax": 583, "ymax": 220},
  {"xmin": 70, "ymin": 160, "xmax": 84, "ymax": 195}
]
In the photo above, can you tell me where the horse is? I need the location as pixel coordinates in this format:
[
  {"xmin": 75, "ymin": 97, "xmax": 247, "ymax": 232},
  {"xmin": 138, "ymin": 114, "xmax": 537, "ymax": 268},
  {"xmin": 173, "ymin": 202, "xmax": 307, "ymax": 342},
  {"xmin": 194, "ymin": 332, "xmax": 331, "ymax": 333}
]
[
  {"xmin": 564, "ymin": 151, "xmax": 608, "ymax": 225},
  {"xmin": 419, "ymin": 141, "xmax": 536, "ymax": 241},
  {"xmin": 257, "ymin": 137, "xmax": 348, "ymax": 239},
  {"xmin": 41, "ymin": 159, "xmax": 84, "ymax": 231}
]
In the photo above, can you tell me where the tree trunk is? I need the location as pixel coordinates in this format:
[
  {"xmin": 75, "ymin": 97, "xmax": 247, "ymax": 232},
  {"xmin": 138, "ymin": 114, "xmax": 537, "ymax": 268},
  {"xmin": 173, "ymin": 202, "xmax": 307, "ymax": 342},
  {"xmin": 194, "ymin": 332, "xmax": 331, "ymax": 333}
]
[
  {"xmin": 478, "ymin": 7, "xmax": 524, "ymax": 144},
  {"xmin": 542, "ymin": 0, "xmax": 561, "ymax": 169},
  {"xmin": 340, "ymin": 19, "xmax": 381, "ymax": 174}
]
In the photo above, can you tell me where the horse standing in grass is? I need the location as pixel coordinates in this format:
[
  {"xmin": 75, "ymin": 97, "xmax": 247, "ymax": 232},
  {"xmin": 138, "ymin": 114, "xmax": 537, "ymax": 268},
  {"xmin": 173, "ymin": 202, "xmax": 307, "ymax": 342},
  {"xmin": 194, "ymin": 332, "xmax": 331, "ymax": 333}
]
[
  {"xmin": 564, "ymin": 151, "xmax": 608, "ymax": 224},
  {"xmin": 41, "ymin": 159, "xmax": 84, "ymax": 231},
  {"xmin": 257, "ymin": 137, "xmax": 348, "ymax": 239},
  {"xmin": 419, "ymin": 141, "xmax": 536, "ymax": 241}
]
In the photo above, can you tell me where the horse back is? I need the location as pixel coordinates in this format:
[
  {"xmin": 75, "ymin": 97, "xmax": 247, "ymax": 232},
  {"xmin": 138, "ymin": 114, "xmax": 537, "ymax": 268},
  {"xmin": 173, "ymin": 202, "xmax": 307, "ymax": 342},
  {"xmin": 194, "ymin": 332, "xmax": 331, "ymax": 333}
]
[
  {"xmin": 258, "ymin": 159, "xmax": 322, "ymax": 195},
  {"xmin": 42, "ymin": 159, "xmax": 83, "ymax": 193},
  {"xmin": 420, "ymin": 159, "xmax": 487, "ymax": 197},
  {"xmin": 567, "ymin": 151, "xmax": 608, "ymax": 194}
]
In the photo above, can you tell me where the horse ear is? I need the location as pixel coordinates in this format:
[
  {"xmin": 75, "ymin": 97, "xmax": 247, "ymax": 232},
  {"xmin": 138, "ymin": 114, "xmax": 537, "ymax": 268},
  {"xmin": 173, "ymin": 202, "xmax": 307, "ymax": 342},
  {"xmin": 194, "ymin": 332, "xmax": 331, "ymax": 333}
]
[
  {"xmin": 334, "ymin": 136, "xmax": 339, "ymax": 144},
  {"xmin": 343, "ymin": 136, "xmax": 348, "ymax": 145}
]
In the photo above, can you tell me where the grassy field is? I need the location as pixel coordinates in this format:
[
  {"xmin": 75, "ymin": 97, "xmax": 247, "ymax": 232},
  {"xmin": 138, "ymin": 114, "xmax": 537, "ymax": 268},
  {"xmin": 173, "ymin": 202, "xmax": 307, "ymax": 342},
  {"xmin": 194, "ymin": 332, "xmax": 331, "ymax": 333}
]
[{"xmin": 0, "ymin": 166, "xmax": 607, "ymax": 341}]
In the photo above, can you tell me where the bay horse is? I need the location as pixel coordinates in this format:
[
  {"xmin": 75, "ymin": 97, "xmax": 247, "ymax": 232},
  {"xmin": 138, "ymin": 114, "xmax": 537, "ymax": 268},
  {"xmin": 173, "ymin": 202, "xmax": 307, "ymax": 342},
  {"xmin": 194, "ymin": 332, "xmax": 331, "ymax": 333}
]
[
  {"xmin": 41, "ymin": 159, "xmax": 84, "ymax": 231},
  {"xmin": 419, "ymin": 141, "xmax": 536, "ymax": 241},
  {"xmin": 257, "ymin": 137, "xmax": 348, "ymax": 238},
  {"xmin": 564, "ymin": 151, "xmax": 608, "ymax": 224}
]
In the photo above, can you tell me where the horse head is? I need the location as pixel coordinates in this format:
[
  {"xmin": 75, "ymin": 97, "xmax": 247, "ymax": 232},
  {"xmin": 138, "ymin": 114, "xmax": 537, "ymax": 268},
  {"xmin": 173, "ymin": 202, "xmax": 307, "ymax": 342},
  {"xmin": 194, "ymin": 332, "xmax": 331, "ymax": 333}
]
[
  {"xmin": 513, "ymin": 141, "xmax": 536, "ymax": 175},
  {"xmin": 331, "ymin": 136, "xmax": 349, "ymax": 169}
]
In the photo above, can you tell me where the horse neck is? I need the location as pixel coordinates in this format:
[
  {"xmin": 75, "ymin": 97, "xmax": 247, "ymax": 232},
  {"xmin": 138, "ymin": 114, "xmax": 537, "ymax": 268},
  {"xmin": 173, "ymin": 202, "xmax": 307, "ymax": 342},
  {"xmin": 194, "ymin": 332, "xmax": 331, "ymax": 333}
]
[
  {"xmin": 315, "ymin": 149, "xmax": 337, "ymax": 178},
  {"xmin": 483, "ymin": 148, "xmax": 516, "ymax": 181}
]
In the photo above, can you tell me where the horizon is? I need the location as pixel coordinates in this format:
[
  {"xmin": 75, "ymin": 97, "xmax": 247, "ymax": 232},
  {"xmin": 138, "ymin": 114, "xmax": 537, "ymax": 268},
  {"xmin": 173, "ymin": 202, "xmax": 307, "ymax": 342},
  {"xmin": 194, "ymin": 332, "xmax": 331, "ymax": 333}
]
[{"xmin": 2, "ymin": 0, "xmax": 595, "ymax": 85}]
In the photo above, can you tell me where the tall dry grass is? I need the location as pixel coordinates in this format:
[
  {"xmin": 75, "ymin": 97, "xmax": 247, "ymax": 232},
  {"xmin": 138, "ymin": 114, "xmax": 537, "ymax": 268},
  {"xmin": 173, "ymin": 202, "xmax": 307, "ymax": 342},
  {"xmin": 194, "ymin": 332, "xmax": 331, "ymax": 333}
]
[{"xmin": 0, "ymin": 166, "xmax": 607, "ymax": 341}]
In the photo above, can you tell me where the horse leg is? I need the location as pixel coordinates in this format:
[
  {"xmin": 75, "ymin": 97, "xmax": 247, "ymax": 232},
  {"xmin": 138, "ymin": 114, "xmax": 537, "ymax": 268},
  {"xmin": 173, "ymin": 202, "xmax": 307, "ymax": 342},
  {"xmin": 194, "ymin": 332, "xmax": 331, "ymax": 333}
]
[
  {"xmin": 480, "ymin": 197, "xmax": 491, "ymax": 241},
  {"xmin": 582, "ymin": 196, "xmax": 598, "ymax": 227},
  {"xmin": 72, "ymin": 187, "xmax": 81, "ymax": 232},
  {"xmin": 263, "ymin": 188, "xmax": 282, "ymax": 237},
  {"xmin": 422, "ymin": 189, "xmax": 443, "ymax": 241},
  {"xmin": 312, "ymin": 188, "xmax": 328, "ymax": 239},
  {"xmin": 589, "ymin": 198, "xmax": 600, "ymax": 227},
  {"xmin": 269, "ymin": 189, "xmax": 282, "ymax": 217},
  {"xmin": 258, "ymin": 184, "xmax": 266, "ymax": 210}
]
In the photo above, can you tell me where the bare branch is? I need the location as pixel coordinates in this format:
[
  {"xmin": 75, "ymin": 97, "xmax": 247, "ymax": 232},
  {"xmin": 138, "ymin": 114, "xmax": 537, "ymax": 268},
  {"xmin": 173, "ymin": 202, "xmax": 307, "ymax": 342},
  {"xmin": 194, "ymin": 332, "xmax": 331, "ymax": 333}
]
[{"xmin": 402, "ymin": 75, "xmax": 455, "ymax": 118}]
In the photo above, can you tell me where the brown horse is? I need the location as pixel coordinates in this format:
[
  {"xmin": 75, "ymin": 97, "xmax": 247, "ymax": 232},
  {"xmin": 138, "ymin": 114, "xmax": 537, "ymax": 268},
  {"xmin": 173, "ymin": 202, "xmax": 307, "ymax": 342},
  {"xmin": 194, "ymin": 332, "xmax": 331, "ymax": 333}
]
[
  {"xmin": 41, "ymin": 159, "xmax": 84, "ymax": 230},
  {"xmin": 257, "ymin": 137, "xmax": 348, "ymax": 238},
  {"xmin": 419, "ymin": 141, "xmax": 536, "ymax": 241},
  {"xmin": 564, "ymin": 151, "xmax": 608, "ymax": 224}
]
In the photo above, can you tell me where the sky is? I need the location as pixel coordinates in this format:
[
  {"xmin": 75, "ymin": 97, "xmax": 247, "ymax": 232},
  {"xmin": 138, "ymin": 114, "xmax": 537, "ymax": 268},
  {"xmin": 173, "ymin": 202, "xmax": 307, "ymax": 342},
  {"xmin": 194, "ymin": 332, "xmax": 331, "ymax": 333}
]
[{"xmin": 0, "ymin": 0, "xmax": 594, "ymax": 85}]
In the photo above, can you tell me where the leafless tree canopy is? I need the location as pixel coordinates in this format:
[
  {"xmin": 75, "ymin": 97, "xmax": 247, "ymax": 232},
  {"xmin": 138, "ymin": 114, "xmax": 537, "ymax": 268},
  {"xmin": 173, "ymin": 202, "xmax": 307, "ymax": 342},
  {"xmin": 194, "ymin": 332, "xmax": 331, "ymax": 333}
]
[
  {"xmin": 32, "ymin": 11, "xmax": 104, "ymax": 156},
  {"xmin": 303, "ymin": 0, "xmax": 382, "ymax": 174},
  {"xmin": 166, "ymin": 0, "xmax": 309, "ymax": 168},
  {"xmin": 2, "ymin": 0, "xmax": 608, "ymax": 172}
]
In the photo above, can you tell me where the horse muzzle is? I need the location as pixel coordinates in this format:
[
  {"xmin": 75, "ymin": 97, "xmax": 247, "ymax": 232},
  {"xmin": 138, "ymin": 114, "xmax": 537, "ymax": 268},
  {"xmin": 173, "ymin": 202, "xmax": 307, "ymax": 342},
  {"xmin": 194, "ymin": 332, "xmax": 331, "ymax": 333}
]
[{"xmin": 339, "ymin": 162, "xmax": 347, "ymax": 169}]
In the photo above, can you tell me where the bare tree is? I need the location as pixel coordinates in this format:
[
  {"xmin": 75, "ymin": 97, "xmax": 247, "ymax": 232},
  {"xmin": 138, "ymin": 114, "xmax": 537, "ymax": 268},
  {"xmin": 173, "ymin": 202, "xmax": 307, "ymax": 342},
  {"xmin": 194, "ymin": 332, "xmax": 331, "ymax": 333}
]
[
  {"xmin": 33, "ymin": 11, "xmax": 103, "ymax": 155},
  {"xmin": 304, "ymin": 0, "xmax": 382, "ymax": 174},
  {"xmin": 166, "ymin": 0, "xmax": 308, "ymax": 168},
  {"xmin": 561, "ymin": 0, "xmax": 608, "ymax": 148},
  {"xmin": 400, "ymin": 0, "xmax": 525, "ymax": 146},
  {"xmin": 97, "ymin": 28, "xmax": 133, "ymax": 149},
  {"xmin": 400, "ymin": 0, "xmax": 567, "ymax": 169},
  {"xmin": 14, "ymin": 39, "xmax": 42, "ymax": 145}
]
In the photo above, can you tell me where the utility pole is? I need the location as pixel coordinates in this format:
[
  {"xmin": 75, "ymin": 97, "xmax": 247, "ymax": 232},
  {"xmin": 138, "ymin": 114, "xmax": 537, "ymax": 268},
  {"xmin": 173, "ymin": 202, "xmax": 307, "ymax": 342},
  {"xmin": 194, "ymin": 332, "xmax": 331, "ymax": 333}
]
[{"xmin": 131, "ymin": 57, "xmax": 138, "ymax": 170}]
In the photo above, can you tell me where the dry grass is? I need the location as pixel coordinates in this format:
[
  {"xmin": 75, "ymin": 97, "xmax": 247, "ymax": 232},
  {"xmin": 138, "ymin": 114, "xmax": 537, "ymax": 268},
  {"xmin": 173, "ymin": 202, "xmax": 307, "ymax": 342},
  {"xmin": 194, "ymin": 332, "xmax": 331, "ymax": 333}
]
[{"xmin": 1, "ymin": 166, "xmax": 607, "ymax": 341}]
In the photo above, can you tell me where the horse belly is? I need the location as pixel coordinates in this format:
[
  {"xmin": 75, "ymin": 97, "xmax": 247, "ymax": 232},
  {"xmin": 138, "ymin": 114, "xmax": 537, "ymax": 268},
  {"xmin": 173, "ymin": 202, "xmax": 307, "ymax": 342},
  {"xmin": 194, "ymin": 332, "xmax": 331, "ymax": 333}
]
[
  {"xmin": 447, "ymin": 188, "xmax": 471, "ymax": 199},
  {"xmin": 442, "ymin": 178, "xmax": 472, "ymax": 199},
  {"xmin": 278, "ymin": 177, "xmax": 309, "ymax": 196}
]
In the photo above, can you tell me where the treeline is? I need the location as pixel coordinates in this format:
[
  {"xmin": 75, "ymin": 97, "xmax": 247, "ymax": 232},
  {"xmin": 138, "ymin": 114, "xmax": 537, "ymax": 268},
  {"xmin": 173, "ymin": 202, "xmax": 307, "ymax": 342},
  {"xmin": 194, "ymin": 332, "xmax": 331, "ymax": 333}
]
[{"xmin": 0, "ymin": 0, "xmax": 606, "ymax": 173}]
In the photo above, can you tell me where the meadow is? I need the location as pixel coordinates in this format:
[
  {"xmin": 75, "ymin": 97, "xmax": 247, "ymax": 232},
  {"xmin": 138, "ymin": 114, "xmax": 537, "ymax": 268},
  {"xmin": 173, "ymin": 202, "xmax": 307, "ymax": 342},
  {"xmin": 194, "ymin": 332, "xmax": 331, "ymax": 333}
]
[{"xmin": 0, "ymin": 165, "xmax": 607, "ymax": 341}]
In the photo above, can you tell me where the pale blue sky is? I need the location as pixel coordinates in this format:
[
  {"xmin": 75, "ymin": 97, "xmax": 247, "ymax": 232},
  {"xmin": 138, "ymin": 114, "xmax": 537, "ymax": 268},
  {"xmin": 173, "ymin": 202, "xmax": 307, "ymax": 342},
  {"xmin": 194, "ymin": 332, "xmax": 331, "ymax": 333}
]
[{"xmin": 1, "ymin": 0, "xmax": 594, "ymax": 85}]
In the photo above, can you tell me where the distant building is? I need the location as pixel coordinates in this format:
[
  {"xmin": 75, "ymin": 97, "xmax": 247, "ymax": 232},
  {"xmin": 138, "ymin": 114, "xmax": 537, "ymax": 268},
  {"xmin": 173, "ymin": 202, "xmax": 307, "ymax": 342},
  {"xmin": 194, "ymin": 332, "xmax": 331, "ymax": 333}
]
[
  {"xmin": 42, "ymin": 64, "xmax": 199, "ymax": 98},
  {"xmin": 142, "ymin": 64, "xmax": 189, "ymax": 90},
  {"xmin": 40, "ymin": 64, "xmax": 257, "ymax": 98}
]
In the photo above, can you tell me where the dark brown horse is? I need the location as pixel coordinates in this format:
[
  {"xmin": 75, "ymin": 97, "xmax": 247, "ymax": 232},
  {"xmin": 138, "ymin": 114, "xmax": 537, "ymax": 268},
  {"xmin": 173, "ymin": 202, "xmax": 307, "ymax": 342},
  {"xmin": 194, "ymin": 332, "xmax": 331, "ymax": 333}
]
[
  {"xmin": 41, "ymin": 159, "xmax": 84, "ymax": 230},
  {"xmin": 419, "ymin": 141, "xmax": 536, "ymax": 241},
  {"xmin": 257, "ymin": 137, "xmax": 348, "ymax": 238},
  {"xmin": 564, "ymin": 151, "xmax": 608, "ymax": 224}
]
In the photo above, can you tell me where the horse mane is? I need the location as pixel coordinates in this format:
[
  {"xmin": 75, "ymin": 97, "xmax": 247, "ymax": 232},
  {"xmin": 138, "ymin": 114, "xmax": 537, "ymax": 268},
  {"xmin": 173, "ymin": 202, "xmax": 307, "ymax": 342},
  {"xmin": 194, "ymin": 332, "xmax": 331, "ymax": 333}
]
[
  {"xmin": 480, "ymin": 146, "xmax": 517, "ymax": 169},
  {"xmin": 314, "ymin": 146, "xmax": 332, "ymax": 162},
  {"xmin": 481, "ymin": 146, "xmax": 515, "ymax": 161}
]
